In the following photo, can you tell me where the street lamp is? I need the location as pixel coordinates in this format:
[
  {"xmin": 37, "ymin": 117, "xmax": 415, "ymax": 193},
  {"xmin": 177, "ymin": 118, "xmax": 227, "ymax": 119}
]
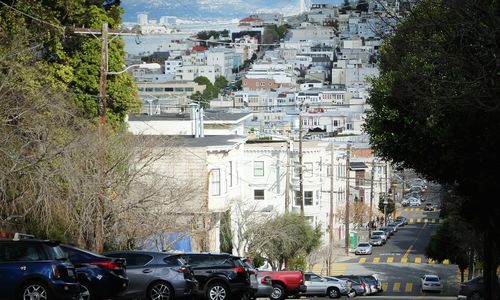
[{"xmin": 107, "ymin": 62, "xmax": 161, "ymax": 75}]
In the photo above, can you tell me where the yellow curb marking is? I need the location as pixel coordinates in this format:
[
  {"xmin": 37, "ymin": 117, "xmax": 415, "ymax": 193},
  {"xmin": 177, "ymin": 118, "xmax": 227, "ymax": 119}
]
[
  {"xmin": 405, "ymin": 283, "xmax": 413, "ymax": 292},
  {"xmin": 393, "ymin": 282, "xmax": 400, "ymax": 292}
]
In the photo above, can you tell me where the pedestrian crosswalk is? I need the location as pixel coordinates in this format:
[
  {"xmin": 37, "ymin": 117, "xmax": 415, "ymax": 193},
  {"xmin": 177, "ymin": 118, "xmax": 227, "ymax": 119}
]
[
  {"xmin": 358, "ymin": 256, "xmax": 451, "ymax": 264},
  {"xmin": 401, "ymin": 217, "xmax": 443, "ymax": 224}
]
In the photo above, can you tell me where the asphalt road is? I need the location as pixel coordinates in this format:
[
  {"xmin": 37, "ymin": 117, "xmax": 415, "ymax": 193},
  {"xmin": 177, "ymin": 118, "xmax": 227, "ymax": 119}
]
[{"xmin": 332, "ymin": 182, "xmax": 460, "ymax": 298}]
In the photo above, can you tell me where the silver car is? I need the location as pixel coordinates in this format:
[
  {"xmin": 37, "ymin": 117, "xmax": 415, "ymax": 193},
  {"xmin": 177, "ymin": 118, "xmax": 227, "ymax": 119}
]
[
  {"xmin": 355, "ymin": 243, "xmax": 373, "ymax": 255},
  {"xmin": 302, "ymin": 273, "xmax": 349, "ymax": 299},
  {"xmin": 371, "ymin": 230, "xmax": 387, "ymax": 242},
  {"xmin": 369, "ymin": 235, "xmax": 384, "ymax": 246}
]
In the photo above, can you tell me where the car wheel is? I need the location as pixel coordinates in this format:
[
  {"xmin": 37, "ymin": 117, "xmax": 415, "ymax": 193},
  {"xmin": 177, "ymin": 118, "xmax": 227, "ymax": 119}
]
[
  {"xmin": 148, "ymin": 281, "xmax": 173, "ymax": 300},
  {"xmin": 79, "ymin": 283, "xmax": 93, "ymax": 300},
  {"xmin": 470, "ymin": 291, "xmax": 482, "ymax": 300},
  {"xmin": 20, "ymin": 281, "xmax": 52, "ymax": 300},
  {"xmin": 269, "ymin": 284, "xmax": 285, "ymax": 300},
  {"xmin": 206, "ymin": 282, "xmax": 229, "ymax": 300},
  {"xmin": 327, "ymin": 287, "xmax": 340, "ymax": 299}
]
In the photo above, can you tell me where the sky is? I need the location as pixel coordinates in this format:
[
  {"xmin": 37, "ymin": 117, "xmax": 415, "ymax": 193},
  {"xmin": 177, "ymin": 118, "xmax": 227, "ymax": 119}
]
[{"xmin": 121, "ymin": 0, "xmax": 343, "ymax": 21}]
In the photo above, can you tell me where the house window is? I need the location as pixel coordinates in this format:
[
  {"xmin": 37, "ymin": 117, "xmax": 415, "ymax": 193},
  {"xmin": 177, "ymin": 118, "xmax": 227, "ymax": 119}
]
[
  {"xmin": 347, "ymin": 123, "xmax": 353, "ymax": 130},
  {"xmin": 334, "ymin": 120, "xmax": 339, "ymax": 126},
  {"xmin": 254, "ymin": 161, "xmax": 264, "ymax": 176},
  {"xmin": 211, "ymin": 169, "xmax": 220, "ymax": 196},
  {"xmin": 254, "ymin": 189, "xmax": 264, "ymax": 200},
  {"xmin": 304, "ymin": 191, "xmax": 313, "ymax": 206},
  {"xmin": 294, "ymin": 191, "xmax": 313, "ymax": 206}
]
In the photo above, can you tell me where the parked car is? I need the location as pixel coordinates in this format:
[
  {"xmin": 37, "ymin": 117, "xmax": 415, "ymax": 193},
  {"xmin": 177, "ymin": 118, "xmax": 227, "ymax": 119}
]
[
  {"xmin": 240, "ymin": 258, "xmax": 272, "ymax": 299},
  {"xmin": 371, "ymin": 230, "xmax": 388, "ymax": 243},
  {"xmin": 395, "ymin": 216, "xmax": 408, "ymax": 225},
  {"xmin": 0, "ymin": 236, "xmax": 81, "ymax": 300},
  {"xmin": 379, "ymin": 226, "xmax": 394, "ymax": 237},
  {"xmin": 253, "ymin": 275, "xmax": 273, "ymax": 299},
  {"xmin": 60, "ymin": 244, "xmax": 128, "ymax": 300},
  {"xmin": 336, "ymin": 276, "xmax": 368, "ymax": 296},
  {"xmin": 369, "ymin": 235, "xmax": 384, "ymax": 246},
  {"xmin": 323, "ymin": 276, "xmax": 353, "ymax": 297},
  {"xmin": 258, "ymin": 270, "xmax": 306, "ymax": 300},
  {"xmin": 300, "ymin": 272, "xmax": 348, "ymax": 299},
  {"xmin": 104, "ymin": 251, "xmax": 198, "ymax": 300},
  {"xmin": 409, "ymin": 197, "xmax": 422, "ymax": 206},
  {"xmin": 401, "ymin": 198, "xmax": 409, "ymax": 206},
  {"xmin": 354, "ymin": 243, "xmax": 373, "ymax": 255},
  {"xmin": 360, "ymin": 275, "xmax": 382, "ymax": 294},
  {"xmin": 424, "ymin": 202, "xmax": 435, "ymax": 211},
  {"xmin": 457, "ymin": 276, "xmax": 500, "ymax": 299},
  {"xmin": 387, "ymin": 222, "xmax": 399, "ymax": 233},
  {"xmin": 175, "ymin": 253, "xmax": 251, "ymax": 300},
  {"xmin": 420, "ymin": 274, "xmax": 443, "ymax": 293}
]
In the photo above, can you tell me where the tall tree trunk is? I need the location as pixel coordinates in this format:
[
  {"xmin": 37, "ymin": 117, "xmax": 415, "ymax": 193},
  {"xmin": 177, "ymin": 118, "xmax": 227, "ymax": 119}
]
[{"xmin": 483, "ymin": 227, "xmax": 498, "ymax": 300}]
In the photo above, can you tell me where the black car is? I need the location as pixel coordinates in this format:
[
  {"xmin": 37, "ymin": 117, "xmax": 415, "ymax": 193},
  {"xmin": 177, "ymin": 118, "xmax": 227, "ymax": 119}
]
[
  {"xmin": 0, "ymin": 237, "xmax": 81, "ymax": 300},
  {"xmin": 105, "ymin": 251, "xmax": 198, "ymax": 300},
  {"xmin": 176, "ymin": 253, "xmax": 252, "ymax": 300},
  {"xmin": 458, "ymin": 276, "xmax": 500, "ymax": 299},
  {"xmin": 60, "ymin": 244, "xmax": 128, "ymax": 300},
  {"xmin": 335, "ymin": 276, "xmax": 367, "ymax": 296}
]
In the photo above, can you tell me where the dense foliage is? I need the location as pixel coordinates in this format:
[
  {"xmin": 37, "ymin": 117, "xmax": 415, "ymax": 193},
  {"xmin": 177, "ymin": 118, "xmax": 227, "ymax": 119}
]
[
  {"xmin": 364, "ymin": 0, "xmax": 500, "ymax": 297},
  {"xmin": 0, "ymin": 0, "xmax": 138, "ymax": 128},
  {"xmin": 246, "ymin": 213, "xmax": 322, "ymax": 270}
]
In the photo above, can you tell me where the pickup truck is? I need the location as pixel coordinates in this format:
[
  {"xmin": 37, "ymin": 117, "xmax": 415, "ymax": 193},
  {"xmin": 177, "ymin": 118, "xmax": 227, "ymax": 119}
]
[{"xmin": 258, "ymin": 270, "xmax": 306, "ymax": 300}]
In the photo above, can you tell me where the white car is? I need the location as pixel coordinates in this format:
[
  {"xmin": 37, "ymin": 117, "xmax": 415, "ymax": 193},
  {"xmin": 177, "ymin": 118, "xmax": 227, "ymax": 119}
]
[
  {"xmin": 408, "ymin": 197, "xmax": 421, "ymax": 206},
  {"xmin": 371, "ymin": 230, "xmax": 387, "ymax": 243},
  {"xmin": 355, "ymin": 242, "xmax": 373, "ymax": 255},
  {"xmin": 421, "ymin": 274, "xmax": 443, "ymax": 292}
]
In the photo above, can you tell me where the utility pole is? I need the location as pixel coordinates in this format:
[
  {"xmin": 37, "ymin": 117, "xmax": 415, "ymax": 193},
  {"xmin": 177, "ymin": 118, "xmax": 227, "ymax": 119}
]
[
  {"xmin": 384, "ymin": 162, "xmax": 388, "ymax": 227},
  {"xmin": 71, "ymin": 24, "xmax": 139, "ymax": 253},
  {"xmin": 95, "ymin": 22, "xmax": 108, "ymax": 254},
  {"xmin": 298, "ymin": 102, "xmax": 304, "ymax": 216},
  {"xmin": 344, "ymin": 144, "xmax": 351, "ymax": 255},
  {"xmin": 285, "ymin": 139, "xmax": 291, "ymax": 213},
  {"xmin": 369, "ymin": 159, "xmax": 375, "ymax": 236},
  {"xmin": 328, "ymin": 142, "xmax": 335, "ymax": 275}
]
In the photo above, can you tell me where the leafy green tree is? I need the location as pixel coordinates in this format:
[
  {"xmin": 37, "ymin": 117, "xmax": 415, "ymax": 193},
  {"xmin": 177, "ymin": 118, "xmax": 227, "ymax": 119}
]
[
  {"xmin": 340, "ymin": 0, "xmax": 352, "ymax": 13},
  {"xmin": 378, "ymin": 196, "xmax": 395, "ymax": 216},
  {"xmin": 214, "ymin": 76, "xmax": 228, "ymax": 91},
  {"xmin": 426, "ymin": 216, "xmax": 478, "ymax": 282},
  {"xmin": 364, "ymin": 0, "xmax": 500, "ymax": 297},
  {"xmin": 277, "ymin": 24, "xmax": 289, "ymax": 40},
  {"xmin": 246, "ymin": 213, "xmax": 322, "ymax": 270},
  {"xmin": 356, "ymin": 0, "xmax": 369, "ymax": 12},
  {"xmin": 0, "ymin": 0, "xmax": 138, "ymax": 129}
]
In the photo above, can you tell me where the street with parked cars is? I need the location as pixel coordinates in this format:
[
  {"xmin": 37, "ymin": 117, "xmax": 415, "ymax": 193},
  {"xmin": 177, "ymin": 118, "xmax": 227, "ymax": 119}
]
[{"xmin": 0, "ymin": 177, "xmax": 486, "ymax": 300}]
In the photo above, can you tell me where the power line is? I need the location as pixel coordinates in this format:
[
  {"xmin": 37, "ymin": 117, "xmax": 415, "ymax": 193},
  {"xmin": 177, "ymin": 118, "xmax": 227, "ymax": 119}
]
[{"xmin": 0, "ymin": 1, "xmax": 65, "ymax": 31}]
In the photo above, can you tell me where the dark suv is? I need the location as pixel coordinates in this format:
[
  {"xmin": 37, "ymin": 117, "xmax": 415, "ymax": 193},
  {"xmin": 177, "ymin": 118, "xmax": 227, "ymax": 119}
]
[
  {"xmin": 176, "ymin": 253, "xmax": 251, "ymax": 300},
  {"xmin": 0, "ymin": 238, "xmax": 81, "ymax": 300}
]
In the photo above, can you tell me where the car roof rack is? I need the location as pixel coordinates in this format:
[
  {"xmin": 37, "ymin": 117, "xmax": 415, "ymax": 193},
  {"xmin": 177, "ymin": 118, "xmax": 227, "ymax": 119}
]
[{"xmin": 13, "ymin": 233, "xmax": 35, "ymax": 241}]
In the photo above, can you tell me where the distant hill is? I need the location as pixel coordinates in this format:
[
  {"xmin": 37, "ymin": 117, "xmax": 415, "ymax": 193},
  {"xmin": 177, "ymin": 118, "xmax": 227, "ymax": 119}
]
[{"xmin": 121, "ymin": 0, "xmax": 342, "ymax": 22}]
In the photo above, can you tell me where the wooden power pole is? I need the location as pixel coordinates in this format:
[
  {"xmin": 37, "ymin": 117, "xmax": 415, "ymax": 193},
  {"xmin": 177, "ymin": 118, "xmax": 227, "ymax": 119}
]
[{"xmin": 344, "ymin": 144, "xmax": 351, "ymax": 255}]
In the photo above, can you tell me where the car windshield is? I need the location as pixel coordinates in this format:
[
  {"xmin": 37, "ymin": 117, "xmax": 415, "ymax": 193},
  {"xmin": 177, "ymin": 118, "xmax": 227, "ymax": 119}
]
[
  {"xmin": 358, "ymin": 243, "xmax": 369, "ymax": 247},
  {"xmin": 371, "ymin": 236, "xmax": 381, "ymax": 239},
  {"xmin": 425, "ymin": 277, "xmax": 439, "ymax": 282}
]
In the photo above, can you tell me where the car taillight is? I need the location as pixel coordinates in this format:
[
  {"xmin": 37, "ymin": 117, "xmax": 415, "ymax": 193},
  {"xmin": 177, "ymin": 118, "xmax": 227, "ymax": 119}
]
[
  {"xmin": 175, "ymin": 266, "xmax": 189, "ymax": 273},
  {"xmin": 230, "ymin": 267, "xmax": 245, "ymax": 273},
  {"xmin": 92, "ymin": 261, "xmax": 124, "ymax": 270},
  {"xmin": 52, "ymin": 264, "xmax": 61, "ymax": 278},
  {"xmin": 261, "ymin": 277, "xmax": 270, "ymax": 284}
]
